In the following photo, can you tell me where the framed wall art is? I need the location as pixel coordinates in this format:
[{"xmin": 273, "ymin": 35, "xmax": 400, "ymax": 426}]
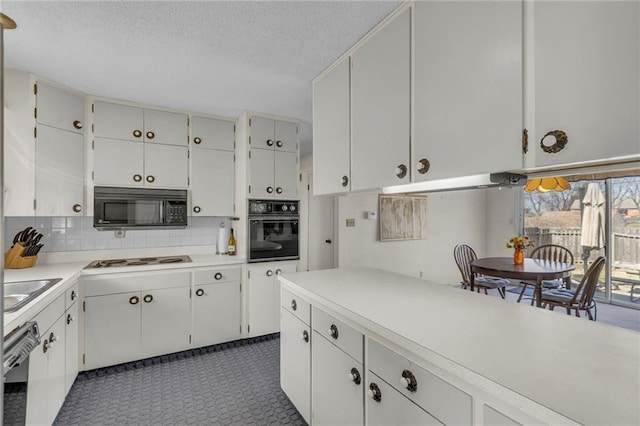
[{"xmin": 379, "ymin": 194, "xmax": 428, "ymax": 241}]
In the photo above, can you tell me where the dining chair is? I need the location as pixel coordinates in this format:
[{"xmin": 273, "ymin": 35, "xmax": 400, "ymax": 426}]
[
  {"xmin": 517, "ymin": 244, "xmax": 574, "ymax": 305},
  {"xmin": 453, "ymin": 244, "xmax": 508, "ymax": 299},
  {"xmin": 540, "ymin": 256, "xmax": 605, "ymax": 321}
]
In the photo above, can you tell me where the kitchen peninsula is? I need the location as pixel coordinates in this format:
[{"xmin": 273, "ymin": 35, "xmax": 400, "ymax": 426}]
[{"xmin": 278, "ymin": 267, "xmax": 640, "ymax": 425}]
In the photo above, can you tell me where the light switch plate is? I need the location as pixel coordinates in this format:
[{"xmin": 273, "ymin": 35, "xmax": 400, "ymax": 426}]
[{"xmin": 346, "ymin": 218, "xmax": 356, "ymax": 227}]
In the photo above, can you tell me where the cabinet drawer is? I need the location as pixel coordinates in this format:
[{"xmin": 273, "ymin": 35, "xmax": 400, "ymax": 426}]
[
  {"xmin": 312, "ymin": 306, "xmax": 363, "ymax": 364},
  {"xmin": 32, "ymin": 294, "xmax": 65, "ymax": 334},
  {"xmin": 83, "ymin": 271, "xmax": 191, "ymax": 296},
  {"xmin": 64, "ymin": 281, "xmax": 79, "ymax": 311},
  {"xmin": 368, "ymin": 339, "xmax": 472, "ymax": 426},
  {"xmin": 193, "ymin": 267, "xmax": 241, "ymax": 285},
  {"xmin": 281, "ymin": 288, "xmax": 310, "ymax": 326}
]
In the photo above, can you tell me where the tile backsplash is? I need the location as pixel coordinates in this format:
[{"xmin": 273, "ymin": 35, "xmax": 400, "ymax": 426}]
[{"xmin": 5, "ymin": 216, "xmax": 230, "ymax": 253}]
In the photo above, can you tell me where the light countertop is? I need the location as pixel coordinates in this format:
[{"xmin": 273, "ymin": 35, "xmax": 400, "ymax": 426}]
[
  {"xmin": 4, "ymin": 250, "xmax": 245, "ymax": 336},
  {"xmin": 279, "ymin": 267, "xmax": 640, "ymax": 426}
]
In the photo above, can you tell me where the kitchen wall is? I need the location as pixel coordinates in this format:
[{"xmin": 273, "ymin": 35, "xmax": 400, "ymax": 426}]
[
  {"xmin": 4, "ymin": 216, "xmax": 229, "ymax": 253},
  {"xmin": 337, "ymin": 186, "xmax": 517, "ymax": 286}
]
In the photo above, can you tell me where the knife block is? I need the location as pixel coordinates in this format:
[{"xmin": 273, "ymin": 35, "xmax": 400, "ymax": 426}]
[{"xmin": 4, "ymin": 243, "xmax": 38, "ymax": 269}]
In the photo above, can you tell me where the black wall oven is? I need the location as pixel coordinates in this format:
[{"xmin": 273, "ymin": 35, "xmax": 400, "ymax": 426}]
[{"xmin": 248, "ymin": 200, "xmax": 299, "ymax": 263}]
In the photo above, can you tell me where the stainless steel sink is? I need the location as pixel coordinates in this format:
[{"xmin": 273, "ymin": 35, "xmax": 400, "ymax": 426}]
[{"xmin": 3, "ymin": 278, "xmax": 63, "ymax": 312}]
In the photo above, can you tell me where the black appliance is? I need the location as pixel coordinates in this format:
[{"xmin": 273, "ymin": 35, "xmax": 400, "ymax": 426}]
[
  {"xmin": 248, "ymin": 199, "xmax": 299, "ymax": 263},
  {"xmin": 94, "ymin": 186, "xmax": 188, "ymax": 230}
]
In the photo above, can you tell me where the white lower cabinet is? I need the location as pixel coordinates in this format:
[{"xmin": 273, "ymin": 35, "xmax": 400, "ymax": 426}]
[
  {"xmin": 25, "ymin": 294, "xmax": 69, "ymax": 426},
  {"xmin": 247, "ymin": 262, "xmax": 297, "ymax": 336},
  {"xmin": 312, "ymin": 329, "xmax": 364, "ymax": 425},
  {"xmin": 64, "ymin": 298, "xmax": 80, "ymax": 394},
  {"xmin": 83, "ymin": 272, "xmax": 191, "ymax": 370},
  {"xmin": 192, "ymin": 268, "xmax": 242, "ymax": 347},
  {"xmin": 366, "ymin": 372, "xmax": 440, "ymax": 426},
  {"xmin": 280, "ymin": 309, "xmax": 311, "ymax": 423}
]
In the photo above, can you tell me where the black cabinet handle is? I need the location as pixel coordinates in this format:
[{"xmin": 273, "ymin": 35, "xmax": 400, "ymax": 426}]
[
  {"xmin": 129, "ymin": 296, "xmax": 139, "ymax": 305},
  {"xmin": 418, "ymin": 158, "xmax": 430, "ymax": 174},
  {"xmin": 396, "ymin": 164, "xmax": 407, "ymax": 179},
  {"xmin": 290, "ymin": 299, "xmax": 297, "ymax": 311},
  {"xmin": 276, "ymin": 187, "xmax": 283, "ymax": 194},
  {"xmin": 401, "ymin": 370, "xmax": 418, "ymax": 393},
  {"xmin": 195, "ymin": 288, "xmax": 204, "ymax": 297},
  {"xmin": 146, "ymin": 175, "xmax": 155, "ymax": 183},
  {"xmin": 133, "ymin": 130, "xmax": 142, "ymax": 138},
  {"xmin": 72, "ymin": 204, "xmax": 82, "ymax": 213},
  {"xmin": 301, "ymin": 330, "xmax": 309, "ymax": 343},
  {"xmin": 266, "ymin": 139, "xmax": 274, "ymax": 147},
  {"xmin": 67, "ymin": 313, "xmax": 74, "ymax": 325},
  {"xmin": 70, "ymin": 290, "xmax": 77, "ymax": 301},
  {"xmin": 368, "ymin": 383, "xmax": 382, "ymax": 402},
  {"xmin": 276, "ymin": 140, "xmax": 283, "ymax": 148},
  {"xmin": 325, "ymin": 239, "xmax": 332, "ymax": 244},
  {"xmin": 133, "ymin": 174, "xmax": 142, "ymax": 182},
  {"xmin": 193, "ymin": 137, "xmax": 202, "ymax": 145},
  {"xmin": 266, "ymin": 186, "xmax": 274, "ymax": 194},
  {"xmin": 146, "ymin": 131, "xmax": 155, "ymax": 140},
  {"xmin": 328, "ymin": 324, "xmax": 339, "ymax": 340},
  {"xmin": 73, "ymin": 120, "xmax": 83, "ymax": 129},
  {"xmin": 349, "ymin": 368, "xmax": 362, "ymax": 385},
  {"xmin": 341, "ymin": 175, "xmax": 349, "ymax": 187},
  {"xmin": 266, "ymin": 270, "xmax": 273, "ymax": 277},
  {"xmin": 143, "ymin": 294, "xmax": 153, "ymax": 303},
  {"xmin": 193, "ymin": 206, "xmax": 201, "ymax": 213},
  {"xmin": 214, "ymin": 272, "xmax": 223, "ymax": 280}
]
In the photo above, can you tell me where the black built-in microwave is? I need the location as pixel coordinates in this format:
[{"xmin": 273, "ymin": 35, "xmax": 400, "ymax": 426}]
[{"xmin": 94, "ymin": 186, "xmax": 188, "ymax": 230}]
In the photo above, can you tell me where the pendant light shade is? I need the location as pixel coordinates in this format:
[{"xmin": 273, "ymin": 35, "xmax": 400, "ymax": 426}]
[
  {"xmin": 524, "ymin": 177, "xmax": 571, "ymax": 193},
  {"xmin": 0, "ymin": 13, "xmax": 17, "ymax": 30}
]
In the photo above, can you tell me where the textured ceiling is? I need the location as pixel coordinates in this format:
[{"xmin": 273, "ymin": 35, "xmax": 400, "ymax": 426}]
[{"xmin": 2, "ymin": 1, "xmax": 401, "ymax": 156}]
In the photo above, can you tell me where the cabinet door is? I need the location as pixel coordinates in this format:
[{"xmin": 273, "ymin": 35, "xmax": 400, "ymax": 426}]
[
  {"xmin": 93, "ymin": 137, "xmax": 144, "ymax": 187},
  {"xmin": 274, "ymin": 151, "xmax": 297, "ymax": 199},
  {"xmin": 367, "ymin": 373, "xmax": 440, "ymax": 426},
  {"xmin": 249, "ymin": 148, "xmax": 275, "ymax": 198},
  {"xmin": 35, "ymin": 125, "xmax": 84, "ymax": 216},
  {"xmin": 143, "ymin": 109, "xmax": 189, "ymax": 146},
  {"xmin": 193, "ymin": 281, "xmax": 241, "ymax": 347},
  {"xmin": 141, "ymin": 286, "xmax": 191, "ymax": 358},
  {"xmin": 65, "ymin": 301, "xmax": 79, "ymax": 395},
  {"xmin": 414, "ymin": 1, "xmax": 522, "ymax": 181},
  {"xmin": 312, "ymin": 331, "xmax": 364, "ymax": 426},
  {"xmin": 191, "ymin": 116, "xmax": 235, "ymax": 151},
  {"xmin": 313, "ymin": 57, "xmax": 351, "ymax": 194},
  {"xmin": 93, "ymin": 101, "xmax": 144, "ymax": 142},
  {"xmin": 84, "ymin": 292, "xmax": 142, "ymax": 370},
  {"xmin": 144, "ymin": 143, "xmax": 189, "ymax": 189},
  {"xmin": 250, "ymin": 116, "xmax": 275, "ymax": 150},
  {"xmin": 248, "ymin": 265, "xmax": 278, "ymax": 336},
  {"xmin": 351, "ymin": 8, "xmax": 410, "ymax": 191},
  {"xmin": 26, "ymin": 329, "xmax": 50, "ymax": 426},
  {"xmin": 534, "ymin": 1, "xmax": 639, "ymax": 167},
  {"xmin": 274, "ymin": 120, "xmax": 298, "ymax": 153},
  {"xmin": 280, "ymin": 309, "xmax": 311, "ymax": 424},
  {"xmin": 36, "ymin": 82, "xmax": 84, "ymax": 134},
  {"xmin": 191, "ymin": 148, "xmax": 235, "ymax": 216},
  {"xmin": 47, "ymin": 315, "xmax": 67, "ymax": 422}
]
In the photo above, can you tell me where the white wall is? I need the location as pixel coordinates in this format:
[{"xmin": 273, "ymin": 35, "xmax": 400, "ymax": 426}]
[
  {"xmin": 485, "ymin": 186, "xmax": 520, "ymax": 257},
  {"xmin": 337, "ymin": 189, "xmax": 494, "ymax": 286}
]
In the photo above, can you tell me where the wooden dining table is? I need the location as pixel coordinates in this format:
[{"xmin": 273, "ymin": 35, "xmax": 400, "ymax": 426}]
[{"xmin": 470, "ymin": 257, "xmax": 575, "ymax": 307}]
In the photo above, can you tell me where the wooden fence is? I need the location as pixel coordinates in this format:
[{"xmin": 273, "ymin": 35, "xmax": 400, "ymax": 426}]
[{"xmin": 525, "ymin": 227, "xmax": 640, "ymax": 266}]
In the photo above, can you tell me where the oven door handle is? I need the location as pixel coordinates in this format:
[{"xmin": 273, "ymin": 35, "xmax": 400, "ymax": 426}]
[{"xmin": 249, "ymin": 217, "xmax": 298, "ymax": 223}]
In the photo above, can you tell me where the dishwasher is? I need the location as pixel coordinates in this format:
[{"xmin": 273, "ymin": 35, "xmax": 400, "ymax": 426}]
[{"xmin": 3, "ymin": 321, "xmax": 41, "ymax": 424}]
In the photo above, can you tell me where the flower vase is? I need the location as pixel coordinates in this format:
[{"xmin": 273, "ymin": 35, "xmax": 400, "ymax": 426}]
[{"xmin": 513, "ymin": 248, "xmax": 524, "ymax": 265}]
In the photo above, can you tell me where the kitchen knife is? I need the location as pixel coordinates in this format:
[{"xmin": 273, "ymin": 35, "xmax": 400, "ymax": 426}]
[{"xmin": 18, "ymin": 227, "xmax": 32, "ymax": 243}]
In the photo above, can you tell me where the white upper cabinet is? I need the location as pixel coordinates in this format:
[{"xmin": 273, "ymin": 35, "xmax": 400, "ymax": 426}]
[
  {"xmin": 190, "ymin": 116, "xmax": 236, "ymax": 216},
  {"xmin": 530, "ymin": 1, "xmax": 639, "ymax": 168},
  {"xmin": 313, "ymin": 57, "xmax": 351, "ymax": 195},
  {"xmin": 36, "ymin": 82, "xmax": 85, "ymax": 134},
  {"xmin": 248, "ymin": 116, "xmax": 299, "ymax": 199},
  {"xmin": 191, "ymin": 116, "xmax": 235, "ymax": 151},
  {"xmin": 35, "ymin": 125, "xmax": 84, "ymax": 216},
  {"xmin": 414, "ymin": 1, "xmax": 523, "ymax": 181},
  {"xmin": 93, "ymin": 102, "xmax": 144, "ymax": 142},
  {"xmin": 93, "ymin": 101, "xmax": 188, "ymax": 146},
  {"xmin": 351, "ymin": 7, "xmax": 411, "ymax": 191},
  {"xmin": 251, "ymin": 116, "xmax": 297, "ymax": 153},
  {"xmin": 191, "ymin": 148, "xmax": 235, "ymax": 216},
  {"xmin": 92, "ymin": 101, "xmax": 189, "ymax": 188}
]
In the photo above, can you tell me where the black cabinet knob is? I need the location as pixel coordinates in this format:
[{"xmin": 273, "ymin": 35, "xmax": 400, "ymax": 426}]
[
  {"xmin": 401, "ymin": 370, "xmax": 418, "ymax": 393},
  {"xmin": 349, "ymin": 368, "xmax": 362, "ymax": 385},
  {"xmin": 214, "ymin": 272, "xmax": 223, "ymax": 280},
  {"xmin": 193, "ymin": 137, "xmax": 202, "ymax": 145},
  {"xmin": 290, "ymin": 299, "xmax": 297, "ymax": 311},
  {"xmin": 266, "ymin": 139, "xmax": 274, "ymax": 147},
  {"xmin": 368, "ymin": 383, "xmax": 382, "ymax": 402},
  {"xmin": 193, "ymin": 206, "xmax": 201, "ymax": 213},
  {"xmin": 143, "ymin": 294, "xmax": 153, "ymax": 303},
  {"xmin": 195, "ymin": 288, "xmax": 204, "ymax": 297},
  {"xmin": 129, "ymin": 296, "xmax": 139, "ymax": 305},
  {"xmin": 73, "ymin": 120, "xmax": 83, "ymax": 130},
  {"xmin": 301, "ymin": 330, "xmax": 309, "ymax": 343},
  {"xmin": 146, "ymin": 131, "xmax": 155, "ymax": 140},
  {"xmin": 133, "ymin": 130, "xmax": 142, "ymax": 138},
  {"xmin": 328, "ymin": 324, "xmax": 339, "ymax": 340}
]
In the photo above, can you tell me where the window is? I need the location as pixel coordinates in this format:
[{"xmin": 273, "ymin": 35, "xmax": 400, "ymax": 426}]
[{"xmin": 523, "ymin": 174, "xmax": 640, "ymax": 308}]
